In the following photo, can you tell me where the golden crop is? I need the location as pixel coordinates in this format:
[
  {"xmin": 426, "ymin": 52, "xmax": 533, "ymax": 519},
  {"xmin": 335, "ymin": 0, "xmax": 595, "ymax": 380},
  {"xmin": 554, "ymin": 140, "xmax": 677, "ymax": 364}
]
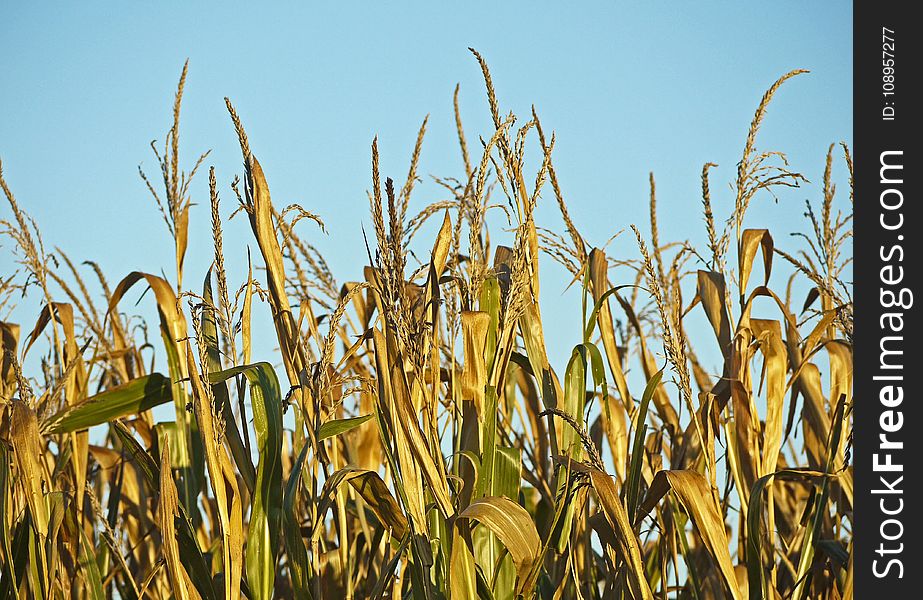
[{"xmin": 0, "ymin": 52, "xmax": 852, "ymax": 599}]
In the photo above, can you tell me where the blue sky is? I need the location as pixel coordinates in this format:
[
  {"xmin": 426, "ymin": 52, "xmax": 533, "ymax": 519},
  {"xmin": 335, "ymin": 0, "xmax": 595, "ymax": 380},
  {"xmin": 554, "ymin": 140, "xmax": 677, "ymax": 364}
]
[{"xmin": 2, "ymin": 3, "xmax": 851, "ymax": 385}]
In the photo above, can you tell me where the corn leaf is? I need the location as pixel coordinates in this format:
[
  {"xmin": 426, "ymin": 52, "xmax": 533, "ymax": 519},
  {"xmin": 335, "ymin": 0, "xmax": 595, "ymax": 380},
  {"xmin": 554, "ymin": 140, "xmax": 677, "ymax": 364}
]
[
  {"xmin": 458, "ymin": 496, "xmax": 540, "ymax": 597},
  {"xmin": 43, "ymin": 374, "xmax": 171, "ymax": 434}
]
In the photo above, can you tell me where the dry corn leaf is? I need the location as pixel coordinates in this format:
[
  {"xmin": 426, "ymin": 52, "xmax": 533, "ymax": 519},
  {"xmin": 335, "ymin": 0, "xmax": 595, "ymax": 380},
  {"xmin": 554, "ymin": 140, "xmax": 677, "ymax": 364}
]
[
  {"xmin": 588, "ymin": 249, "xmax": 631, "ymax": 408},
  {"xmin": 638, "ymin": 470, "xmax": 743, "ymax": 600},
  {"xmin": 342, "ymin": 469, "xmax": 408, "ymax": 539},
  {"xmin": 373, "ymin": 327, "xmax": 454, "ymax": 518},
  {"xmin": 750, "ymin": 320, "xmax": 787, "ymax": 477},
  {"xmin": 461, "ymin": 311, "xmax": 489, "ymax": 415},
  {"xmin": 241, "ymin": 155, "xmax": 311, "ymax": 418},
  {"xmin": 11, "ymin": 401, "xmax": 48, "ymax": 537},
  {"xmin": 589, "ymin": 468, "xmax": 653, "ymax": 600},
  {"xmin": 739, "ymin": 229, "xmax": 774, "ymax": 294},
  {"xmin": 458, "ymin": 495, "xmax": 540, "ymax": 597},
  {"xmin": 158, "ymin": 439, "xmax": 203, "ymax": 600}
]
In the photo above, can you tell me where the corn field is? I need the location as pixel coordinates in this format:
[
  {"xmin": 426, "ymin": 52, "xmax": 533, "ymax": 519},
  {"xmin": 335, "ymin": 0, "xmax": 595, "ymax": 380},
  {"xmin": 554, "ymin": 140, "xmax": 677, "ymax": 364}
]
[{"xmin": 0, "ymin": 52, "xmax": 852, "ymax": 599}]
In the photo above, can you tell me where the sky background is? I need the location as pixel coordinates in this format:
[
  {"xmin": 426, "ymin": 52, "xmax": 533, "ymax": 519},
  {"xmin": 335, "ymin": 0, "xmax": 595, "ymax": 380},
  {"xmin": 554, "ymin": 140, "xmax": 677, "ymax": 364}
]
[{"xmin": 2, "ymin": 3, "xmax": 851, "ymax": 404}]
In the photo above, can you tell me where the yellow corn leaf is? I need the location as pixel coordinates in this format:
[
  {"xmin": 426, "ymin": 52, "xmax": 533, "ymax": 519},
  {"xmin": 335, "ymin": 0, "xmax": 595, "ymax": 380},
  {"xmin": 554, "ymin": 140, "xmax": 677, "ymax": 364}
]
[
  {"xmin": 738, "ymin": 229, "xmax": 774, "ymax": 296},
  {"xmin": 11, "ymin": 400, "xmax": 48, "ymax": 537},
  {"xmin": 461, "ymin": 311, "xmax": 489, "ymax": 415},
  {"xmin": 158, "ymin": 439, "xmax": 203, "ymax": 600},
  {"xmin": 750, "ymin": 319, "xmax": 786, "ymax": 477},
  {"xmin": 186, "ymin": 348, "xmax": 243, "ymax": 600},
  {"xmin": 588, "ymin": 249, "xmax": 631, "ymax": 407},
  {"xmin": 638, "ymin": 470, "xmax": 743, "ymax": 600},
  {"xmin": 458, "ymin": 496, "xmax": 540, "ymax": 597},
  {"xmin": 589, "ymin": 468, "xmax": 653, "ymax": 600}
]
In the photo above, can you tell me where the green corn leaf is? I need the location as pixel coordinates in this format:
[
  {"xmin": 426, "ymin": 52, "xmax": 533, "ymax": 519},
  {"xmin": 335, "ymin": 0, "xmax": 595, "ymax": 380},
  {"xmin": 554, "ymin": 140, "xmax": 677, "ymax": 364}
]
[
  {"xmin": 317, "ymin": 413, "xmax": 375, "ymax": 442},
  {"xmin": 627, "ymin": 368, "xmax": 663, "ymax": 523},
  {"xmin": 209, "ymin": 363, "xmax": 283, "ymax": 600},
  {"xmin": 77, "ymin": 528, "xmax": 105, "ymax": 600},
  {"xmin": 43, "ymin": 374, "xmax": 172, "ymax": 434},
  {"xmin": 282, "ymin": 442, "xmax": 313, "ymax": 599}
]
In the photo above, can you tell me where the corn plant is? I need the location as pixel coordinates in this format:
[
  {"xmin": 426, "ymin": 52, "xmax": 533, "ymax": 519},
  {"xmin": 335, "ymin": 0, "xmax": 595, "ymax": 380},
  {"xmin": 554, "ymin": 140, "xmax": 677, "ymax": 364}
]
[{"xmin": 0, "ymin": 51, "xmax": 852, "ymax": 599}]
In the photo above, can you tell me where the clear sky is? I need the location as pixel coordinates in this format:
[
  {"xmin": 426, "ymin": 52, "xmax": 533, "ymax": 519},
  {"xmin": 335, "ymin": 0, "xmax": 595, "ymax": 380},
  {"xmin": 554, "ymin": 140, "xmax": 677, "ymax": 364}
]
[{"xmin": 2, "ymin": 3, "xmax": 851, "ymax": 382}]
